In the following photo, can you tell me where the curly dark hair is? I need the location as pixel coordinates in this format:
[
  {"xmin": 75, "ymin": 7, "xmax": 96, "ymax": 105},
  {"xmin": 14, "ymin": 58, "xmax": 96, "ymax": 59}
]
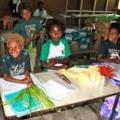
[
  {"xmin": 19, "ymin": 3, "xmax": 32, "ymax": 14},
  {"xmin": 46, "ymin": 18, "xmax": 65, "ymax": 33},
  {"xmin": 109, "ymin": 22, "xmax": 120, "ymax": 34},
  {"xmin": 38, "ymin": 1, "xmax": 44, "ymax": 6}
]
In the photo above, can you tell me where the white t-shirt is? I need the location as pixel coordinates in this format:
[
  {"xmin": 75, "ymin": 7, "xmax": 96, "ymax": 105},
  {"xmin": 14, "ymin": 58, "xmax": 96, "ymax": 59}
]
[
  {"xmin": 13, "ymin": 0, "xmax": 18, "ymax": 4},
  {"xmin": 33, "ymin": 8, "xmax": 47, "ymax": 19},
  {"xmin": 48, "ymin": 41, "xmax": 65, "ymax": 59}
]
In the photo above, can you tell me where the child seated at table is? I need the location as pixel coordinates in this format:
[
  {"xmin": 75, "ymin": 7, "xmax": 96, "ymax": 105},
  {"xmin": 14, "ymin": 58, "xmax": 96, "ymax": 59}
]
[
  {"xmin": 1, "ymin": 33, "xmax": 33, "ymax": 86},
  {"xmin": 97, "ymin": 22, "xmax": 120, "ymax": 64},
  {"xmin": 40, "ymin": 19, "xmax": 71, "ymax": 70}
]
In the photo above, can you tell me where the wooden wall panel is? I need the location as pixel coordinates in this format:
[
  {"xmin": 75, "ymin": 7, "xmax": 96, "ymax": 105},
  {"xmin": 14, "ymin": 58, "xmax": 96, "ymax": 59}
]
[
  {"xmin": 107, "ymin": 0, "xmax": 118, "ymax": 10},
  {"xmin": 82, "ymin": 0, "xmax": 94, "ymax": 10},
  {"xmin": 96, "ymin": 0, "xmax": 106, "ymax": 11},
  {"xmin": 41, "ymin": 0, "xmax": 66, "ymax": 17},
  {"xmin": 0, "ymin": 0, "xmax": 119, "ymax": 17},
  {"xmin": 67, "ymin": 0, "xmax": 80, "ymax": 10},
  {"xmin": 0, "ymin": 0, "xmax": 10, "ymax": 17}
]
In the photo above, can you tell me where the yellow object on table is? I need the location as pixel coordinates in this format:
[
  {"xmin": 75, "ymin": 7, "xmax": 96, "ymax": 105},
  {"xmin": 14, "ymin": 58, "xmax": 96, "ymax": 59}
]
[{"xmin": 59, "ymin": 66, "xmax": 105, "ymax": 88}]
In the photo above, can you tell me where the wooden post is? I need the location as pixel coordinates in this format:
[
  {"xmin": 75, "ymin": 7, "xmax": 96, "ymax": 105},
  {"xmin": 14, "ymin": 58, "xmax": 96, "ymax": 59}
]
[
  {"xmin": 93, "ymin": 0, "xmax": 97, "ymax": 15},
  {"xmin": 65, "ymin": 0, "xmax": 69, "ymax": 14},
  {"xmin": 80, "ymin": 0, "xmax": 83, "ymax": 15},
  {"xmin": 78, "ymin": 0, "xmax": 84, "ymax": 26},
  {"xmin": 105, "ymin": 0, "xmax": 109, "ymax": 14}
]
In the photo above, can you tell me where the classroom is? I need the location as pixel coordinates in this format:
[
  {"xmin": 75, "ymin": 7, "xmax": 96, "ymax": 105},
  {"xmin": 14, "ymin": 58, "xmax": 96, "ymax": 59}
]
[{"xmin": 0, "ymin": 0, "xmax": 120, "ymax": 120}]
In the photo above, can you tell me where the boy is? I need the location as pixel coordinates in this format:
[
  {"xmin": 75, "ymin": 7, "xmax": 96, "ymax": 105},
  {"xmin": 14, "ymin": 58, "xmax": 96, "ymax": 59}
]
[
  {"xmin": 33, "ymin": 1, "xmax": 48, "ymax": 26},
  {"xmin": 13, "ymin": 3, "xmax": 43, "ymax": 71},
  {"xmin": 40, "ymin": 19, "xmax": 71, "ymax": 70},
  {"xmin": 33, "ymin": 1, "xmax": 47, "ymax": 19},
  {"xmin": 97, "ymin": 23, "xmax": 120, "ymax": 64},
  {"xmin": 1, "ymin": 33, "xmax": 32, "ymax": 85}
]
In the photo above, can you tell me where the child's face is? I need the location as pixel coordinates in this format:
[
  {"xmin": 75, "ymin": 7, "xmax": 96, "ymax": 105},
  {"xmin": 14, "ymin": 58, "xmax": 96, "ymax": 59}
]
[
  {"xmin": 49, "ymin": 26, "xmax": 63, "ymax": 42},
  {"xmin": 21, "ymin": 9, "xmax": 31, "ymax": 21},
  {"xmin": 108, "ymin": 28, "xmax": 119, "ymax": 42},
  {"xmin": 8, "ymin": 40, "xmax": 22, "ymax": 58}
]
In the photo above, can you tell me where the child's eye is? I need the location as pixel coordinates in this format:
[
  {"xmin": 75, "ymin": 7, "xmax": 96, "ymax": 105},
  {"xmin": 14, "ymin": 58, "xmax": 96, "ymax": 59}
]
[{"xmin": 9, "ymin": 46, "xmax": 20, "ymax": 52}]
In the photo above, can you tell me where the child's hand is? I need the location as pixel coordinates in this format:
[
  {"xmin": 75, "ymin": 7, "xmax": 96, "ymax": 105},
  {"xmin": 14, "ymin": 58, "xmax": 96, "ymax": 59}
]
[
  {"xmin": 48, "ymin": 58, "xmax": 55, "ymax": 66},
  {"xmin": 27, "ymin": 81, "xmax": 33, "ymax": 87},
  {"xmin": 23, "ymin": 74, "xmax": 33, "ymax": 83},
  {"xmin": 109, "ymin": 58, "xmax": 120, "ymax": 64},
  {"xmin": 113, "ymin": 58, "xmax": 120, "ymax": 64}
]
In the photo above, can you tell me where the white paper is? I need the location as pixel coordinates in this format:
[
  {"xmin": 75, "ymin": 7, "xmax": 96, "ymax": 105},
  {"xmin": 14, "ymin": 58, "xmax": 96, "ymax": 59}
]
[
  {"xmin": 30, "ymin": 74, "xmax": 44, "ymax": 90},
  {"xmin": 112, "ymin": 70, "xmax": 120, "ymax": 81},
  {"xmin": 0, "ymin": 74, "xmax": 43, "ymax": 95},
  {"xmin": 54, "ymin": 63, "xmax": 63, "ymax": 67},
  {"xmin": 0, "ymin": 76, "xmax": 27, "ymax": 95},
  {"xmin": 42, "ymin": 80, "xmax": 72, "ymax": 100}
]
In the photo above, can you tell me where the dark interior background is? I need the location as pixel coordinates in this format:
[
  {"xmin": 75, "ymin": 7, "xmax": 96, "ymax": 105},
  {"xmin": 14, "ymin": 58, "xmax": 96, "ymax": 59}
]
[{"xmin": 0, "ymin": 0, "xmax": 118, "ymax": 17}]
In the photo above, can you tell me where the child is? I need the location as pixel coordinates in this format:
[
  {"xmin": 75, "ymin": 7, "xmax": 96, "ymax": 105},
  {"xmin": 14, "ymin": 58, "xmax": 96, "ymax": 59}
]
[
  {"xmin": 13, "ymin": 3, "xmax": 43, "ymax": 71},
  {"xmin": 1, "ymin": 33, "xmax": 32, "ymax": 85},
  {"xmin": 40, "ymin": 19, "xmax": 71, "ymax": 70},
  {"xmin": 3, "ymin": 15, "xmax": 13, "ymax": 30},
  {"xmin": 33, "ymin": 1, "xmax": 47, "ymax": 19},
  {"xmin": 97, "ymin": 22, "xmax": 120, "ymax": 64},
  {"xmin": 33, "ymin": 1, "xmax": 48, "ymax": 26}
]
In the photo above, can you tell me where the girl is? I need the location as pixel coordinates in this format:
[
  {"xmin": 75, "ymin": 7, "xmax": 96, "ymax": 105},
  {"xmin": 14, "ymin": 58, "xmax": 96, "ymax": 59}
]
[
  {"xmin": 1, "ymin": 33, "xmax": 32, "ymax": 85},
  {"xmin": 40, "ymin": 19, "xmax": 71, "ymax": 70}
]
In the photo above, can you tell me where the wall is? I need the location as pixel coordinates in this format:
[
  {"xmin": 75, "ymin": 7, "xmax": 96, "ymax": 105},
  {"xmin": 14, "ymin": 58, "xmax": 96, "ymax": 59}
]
[
  {"xmin": 0, "ymin": 0, "xmax": 119, "ymax": 17},
  {"xmin": 0, "ymin": 0, "xmax": 10, "ymax": 17}
]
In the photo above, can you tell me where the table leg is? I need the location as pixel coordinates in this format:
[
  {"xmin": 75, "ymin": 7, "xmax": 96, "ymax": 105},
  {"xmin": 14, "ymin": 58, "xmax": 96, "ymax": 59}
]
[
  {"xmin": 0, "ymin": 96, "xmax": 6, "ymax": 120},
  {"xmin": 109, "ymin": 94, "xmax": 120, "ymax": 120}
]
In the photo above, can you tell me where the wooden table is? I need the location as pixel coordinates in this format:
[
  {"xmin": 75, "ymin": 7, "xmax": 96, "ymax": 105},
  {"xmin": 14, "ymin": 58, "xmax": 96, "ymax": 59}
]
[{"xmin": 0, "ymin": 70, "xmax": 120, "ymax": 120}]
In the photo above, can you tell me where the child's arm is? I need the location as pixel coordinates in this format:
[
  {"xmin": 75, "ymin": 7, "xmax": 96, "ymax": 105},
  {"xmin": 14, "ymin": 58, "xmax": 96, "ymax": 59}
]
[
  {"xmin": 54, "ymin": 57, "xmax": 70, "ymax": 65},
  {"xmin": 41, "ymin": 58, "xmax": 70, "ymax": 70},
  {"xmin": 41, "ymin": 59, "xmax": 56, "ymax": 70},
  {"xmin": 97, "ymin": 55, "xmax": 120, "ymax": 64},
  {"xmin": 3, "ymin": 71, "xmax": 33, "ymax": 86},
  {"xmin": 24, "ymin": 71, "xmax": 33, "ymax": 87},
  {"xmin": 3, "ymin": 74, "xmax": 28, "ymax": 84}
]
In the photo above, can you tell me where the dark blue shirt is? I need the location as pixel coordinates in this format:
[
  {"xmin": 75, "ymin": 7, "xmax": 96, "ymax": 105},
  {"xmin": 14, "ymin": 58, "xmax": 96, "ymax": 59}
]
[
  {"xmin": 99, "ymin": 40, "xmax": 120, "ymax": 58},
  {"xmin": 1, "ymin": 49, "xmax": 31, "ymax": 76}
]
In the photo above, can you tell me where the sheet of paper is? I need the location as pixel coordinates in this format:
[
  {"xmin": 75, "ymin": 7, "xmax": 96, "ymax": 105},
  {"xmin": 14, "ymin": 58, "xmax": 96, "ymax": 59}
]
[
  {"xmin": 30, "ymin": 74, "xmax": 43, "ymax": 90},
  {"xmin": 0, "ymin": 74, "xmax": 43, "ymax": 95},
  {"xmin": 42, "ymin": 80, "xmax": 72, "ymax": 100},
  {"xmin": 0, "ymin": 76, "xmax": 27, "ymax": 95}
]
